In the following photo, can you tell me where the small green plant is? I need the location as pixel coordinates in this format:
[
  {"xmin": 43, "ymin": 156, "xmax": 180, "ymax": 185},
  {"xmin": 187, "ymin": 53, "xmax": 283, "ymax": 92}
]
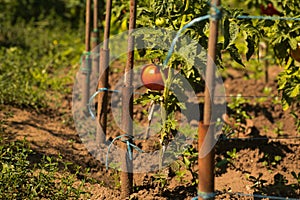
[
  {"xmin": 272, "ymin": 96, "xmax": 282, "ymax": 105},
  {"xmin": 261, "ymin": 154, "xmax": 282, "ymax": 168},
  {"xmin": 228, "ymin": 94, "xmax": 251, "ymax": 123},
  {"xmin": 291, "ymin": 171, "xmax": 300, "ymax": 188},
  {"xmin": 108, "ymin": 163, "xmax": 122, "ymax": 189},
  {"xmin": 0, "ymin": 137, "xmax": 88, "ymax": 199},
  {"xmin": 0, "ymin": 12, "xmax": 83, "ymax": 110},
  {"xmin": 152, "ymin": 172, "xmax": 168, "ymax": 190},
  {"xmin": 216, "ymin": 148, "xmax": 238, "ymax": 171},
  {"xmin": 113, "ymin": 171, "xmax": 121, "ymax": 190},
  {"xmin": 262, "ymin": 125, "xmax": 269, "ymax": 134},
  {"xmin": 175, "ymin": 169, "xmax": 187, "ymax": 184},
  {"xmin": 225, "ymin": 94, "xmax": 253, "ymax": 137},
  {"xmin": 273, "ymin": 121, "xmax": 284, "ymax": 136},
  {"xmin": 256, "ymin": 87, "xmax": 273, "ymax": 104},
  {"xmin": 244, "ymin": 59, "xmax": 264, "ymax": 81},
  {"xmin": 180, "ymin": 146, "xmax": 199, "ymax": 185},
  {"xmin": 226, "ymin": 148, "xmax": 238, "ymax": 161},
  {"xmin": 247, "ymin": 173, "xmax": 268, "ymax": 193}
]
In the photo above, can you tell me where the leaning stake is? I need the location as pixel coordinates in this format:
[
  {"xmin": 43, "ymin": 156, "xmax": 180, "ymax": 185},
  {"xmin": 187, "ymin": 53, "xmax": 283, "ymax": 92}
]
[
  {"xmin": 96, "ymin": 0, "xmax": 112, "ymax": 144},
  {"xmin": 198, "ymin": 0, "xmax": 221, "ymax": 199},
  {"xmin": 121, "ymin": 0, "xmax": 136, "ymax": 198}
]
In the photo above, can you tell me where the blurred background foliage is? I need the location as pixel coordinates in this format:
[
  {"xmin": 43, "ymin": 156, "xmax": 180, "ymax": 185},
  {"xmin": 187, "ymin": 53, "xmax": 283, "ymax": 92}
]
[
  {"xmin": 0, "ymin": 0, "xmax": 103, "ymax": 109},
  {"xmin": 0, "ymin": 0, "xmax": 299, "ymax": 111}
]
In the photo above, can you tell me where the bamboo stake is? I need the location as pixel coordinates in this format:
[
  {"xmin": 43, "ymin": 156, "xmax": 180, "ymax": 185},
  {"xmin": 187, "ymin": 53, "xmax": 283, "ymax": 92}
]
[
  {"xmin": 96, "ymin": 0, "xmax": 112, "ymax": 144},
  {"xmin": 198, "ymin": 0, "xmax": 220, "ymax": 199},
  {"xmin": 120, "ymin": 0, "xmax": 136, "ymax": 198},
  {"xmin": 82, "ymin": 0, "xmax": 92, "ymax": 112}
]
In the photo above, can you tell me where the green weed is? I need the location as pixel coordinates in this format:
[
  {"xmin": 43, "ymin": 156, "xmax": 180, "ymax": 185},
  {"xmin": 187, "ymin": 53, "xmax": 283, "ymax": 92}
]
[{"xmin": 0, "ymin": 137, "xmax": 89, "ymax": 199}]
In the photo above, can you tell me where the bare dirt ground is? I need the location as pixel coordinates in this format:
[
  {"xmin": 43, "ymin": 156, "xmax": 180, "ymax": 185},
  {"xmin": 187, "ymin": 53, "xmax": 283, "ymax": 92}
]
[{"xmin": 1, "ymin": 63, "xmax": 299, "ymax": 199}]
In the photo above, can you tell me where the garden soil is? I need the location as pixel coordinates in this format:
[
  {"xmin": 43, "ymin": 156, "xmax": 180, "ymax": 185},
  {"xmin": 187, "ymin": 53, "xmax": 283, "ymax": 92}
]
[{"xmin": 1, "ymin": 64, "xmax": 299, "ymax": 199}]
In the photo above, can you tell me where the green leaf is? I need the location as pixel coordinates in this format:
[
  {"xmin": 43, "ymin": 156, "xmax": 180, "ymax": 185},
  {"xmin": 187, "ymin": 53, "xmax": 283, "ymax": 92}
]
[
  {"xmin": 215, "ymin": 159, "xmax": 228, "ymax": 168},
  {"xmin": 183, "ymin": 156, "xmax": 191, "ymax": 167},
  {"xmin": 274, "ymin": 155, "xmax": 282, "ymax": 162},
  {"xmin": 223, "ymin": 17, "xmax": 230, "ymax": 49},
  {"xmin": 229, "ymin": 22, "xmax": 239, "ymax": 42},
  {"xmin": 227, "ymin": 44, "xmax": 245, "ymax": 67},
  {"xmin": 246, "ymin": 35, "xmax": 255, "ymax": 61},
  {"xmin": 289, "ymin": 37, "xmax": 298, "ymax": 50},
  {"xmin": 281, "ymin": 97, "xmax": 290, "ymax": 111},
  {"xmin": 290, "ymin": 84, "xmax": 300, "ymax": 97}
]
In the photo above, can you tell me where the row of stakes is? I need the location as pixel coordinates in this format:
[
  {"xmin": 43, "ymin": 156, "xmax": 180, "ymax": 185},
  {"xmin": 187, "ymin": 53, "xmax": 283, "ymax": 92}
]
[{"xmin": 80, "ymin": 0, "xmax": 220, "ymax": 199}]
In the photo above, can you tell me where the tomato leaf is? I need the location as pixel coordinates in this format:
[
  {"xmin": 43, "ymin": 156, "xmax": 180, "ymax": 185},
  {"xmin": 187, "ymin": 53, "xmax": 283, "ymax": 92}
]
[
  {"xmin": 288, "ymin": 37, "xmax": 298, "ymax": 50},
  {"xmin": 227, "ymin": 44, "xmax": 245, "ymax": 67},
  {"xmin": 290, "ymin": 84, "xmax": 300, "ymax": 98},
  {"xmin": 223, "ymin": 17, "xmax": 230, "ymax": 49},
  {"xmin": 229, "ymin": 22, "xmax": 239, "ymax": 44},
  {"xmin": 246, "ymin": 35, "xmax": 255, "ymax": 61}
]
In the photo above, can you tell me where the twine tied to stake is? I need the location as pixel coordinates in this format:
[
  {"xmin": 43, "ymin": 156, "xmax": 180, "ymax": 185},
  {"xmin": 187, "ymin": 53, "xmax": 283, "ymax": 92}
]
[
  {"xmin": 88, "ymin": 88, "xmax": 119, "ymax": 119},
  {"xmin": 105, "ymin": 134, "xmax": 144, "ymax": 170}
]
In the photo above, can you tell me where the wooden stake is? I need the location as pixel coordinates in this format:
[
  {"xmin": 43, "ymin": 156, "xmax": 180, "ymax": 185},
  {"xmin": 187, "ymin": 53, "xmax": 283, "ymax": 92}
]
[
  {"xmin": 199, "ymin": 0, "xmax": 220, "ymax": 199},
  {"xmin": 264, "ymin": 45, "xmax": 269, "ymax": 84},
  {"xmin": 85, "ymin": 0, "xmax": 91, "ymax": 52},
  {"xmin": 96, "ymin": 0, "xmax": 112, "ymax": 144},
  {"xmin": 198, "ymin": 122, "xmax": 215, "ymax": 199},
  {"xmin": 82, "ymin": 0, "xmax": 92, "ymax": 112},
  {"xmin": 121, "ymin": 0, "xmax": 136, "ymax": 198},
  {"xmin": 91, "ymin": 0, "xmax": 100, "ymax": 75}
]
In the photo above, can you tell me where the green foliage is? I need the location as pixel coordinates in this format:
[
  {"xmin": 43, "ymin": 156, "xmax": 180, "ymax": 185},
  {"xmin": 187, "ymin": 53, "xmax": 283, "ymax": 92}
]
[
  {"xmin": 290, "ymin": 111, "xmax": 300, "ymax": 134},
  {"xmin": 277, "ymin": 60, "xmax": 300, "ymax": 110},
  {"xmin": 169, "ymin": 146, "xmax": 198, "ymax": 186},
  {"xmin": 247, "ymin": 173, "xmax": 268, "ymax": 192},
  {"xmin": 261, "ymin": 153, "xmax": 282, "ymax": 168},
  {"xmin": 226, "ymin": 148, "xmax": 238, "ymax": 160},
  {"xmin": 152, "ymin": 172, "xmax": 168, "ymax": 189},
  {"xmin": 0, "ymin": 0, "xmax": 86, "ymax": 29},
  {"xmin": 273, "ymin": 121, "xmax": 284, "ymax": 136},
  {"xmin": 291, "ymin": 171, "xmax": 300, "ymax": 185},
  {"xmin": 0, "ymin": 47, "xmax": 46, "ymax": 108},
  {"xmin": 216, "ymin": 148, "xmax": 238, "ymax": 171},
  {"xmin": 132, "ymin": 0, "xmax": 270, "ymax": 155},
  {"xmin": 228, "ymin": 94, "xmax": 251, "ymax": 123},
  {"xmin": 0, "ymin": 137, "xmax": 88, "ymax": 199},
  {"xmin": 239, "ymin": 0, "xmax": 300, "ymax": 110},
  {"xmin": 0, "ymin": 5, "xmax": 84, "ymax": 109}
]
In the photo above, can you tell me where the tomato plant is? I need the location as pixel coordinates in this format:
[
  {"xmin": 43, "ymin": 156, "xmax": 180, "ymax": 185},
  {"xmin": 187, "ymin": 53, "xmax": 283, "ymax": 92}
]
[
  {"xmin": 113, "ymin": 0, "xmax": 300, "ymax": 165},
  {"xmin": 131, "ymin": 0, "xmax": 264, "ymax": 162},
  {"xmin": 242, "ymin": 0, "xmax": 300, "ymax": 108}
]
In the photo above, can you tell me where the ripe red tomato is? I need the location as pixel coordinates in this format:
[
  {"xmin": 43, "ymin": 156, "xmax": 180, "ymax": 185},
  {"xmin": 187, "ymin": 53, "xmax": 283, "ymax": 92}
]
[
  {"xmin": 291, "ymin": 43, "xmax": 300, "ymax": 62},
  {"xmin": 141, "ymin": 64, "xmax": 167, "ymax": 91},
  {"xmin": 260, "ymin": 3, "xmax": 282, "ymax": 16}
]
